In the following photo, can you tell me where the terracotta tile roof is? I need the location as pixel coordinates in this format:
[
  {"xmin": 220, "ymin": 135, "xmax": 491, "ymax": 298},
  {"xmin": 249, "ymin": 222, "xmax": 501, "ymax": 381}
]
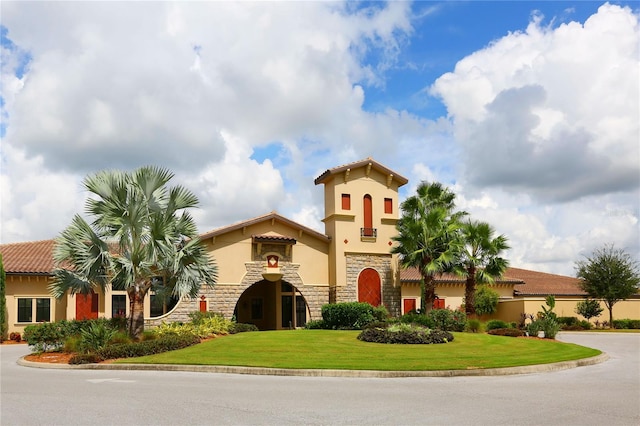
[
  {"xmin": 400, "ymin": 267, "xmax": 524, "ymax": 285},
  {"xmin": 199, "ymin": 211, "xmax": 330, "ymax": 243},
  {"xmin": 0, "ymin": 240, "xmax": 56, "ymax": 275},
  {"xmin": 252, "ymin": 234, "xmax": 297, "ymax": 244},
  {"xmin": 507, "ymin": 267, "xmax": 587, "ymax": 296},
  {"xmin": 314, "ymin": 157, "xmax": 409, "ymax": 186}
]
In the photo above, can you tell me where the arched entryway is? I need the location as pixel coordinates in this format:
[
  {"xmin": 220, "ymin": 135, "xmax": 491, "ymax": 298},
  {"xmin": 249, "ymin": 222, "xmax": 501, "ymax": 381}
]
[
  {"xmin": 234, "ymin": 280, "xmax": 309, "ymax": 330},
  {"xmin": 358, "ymin": 268, "xmax": 381, "ymax": 306}
]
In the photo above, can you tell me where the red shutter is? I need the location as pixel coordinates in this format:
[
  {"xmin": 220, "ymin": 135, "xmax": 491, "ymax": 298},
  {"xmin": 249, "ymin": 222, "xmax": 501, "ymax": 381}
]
[
  {"xmin": 342, "ymin": 194, "xmax": 351, "ymax": 210},
  {"xmin": 384, "ymin": 198, "xmax": 393, "ymax": 214}
]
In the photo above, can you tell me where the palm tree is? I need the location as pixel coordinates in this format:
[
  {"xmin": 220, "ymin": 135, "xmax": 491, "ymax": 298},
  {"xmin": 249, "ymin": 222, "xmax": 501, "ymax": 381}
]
[
  {"xmin": 451, "ymin": 220, "xmax": 509, "ymax": 317},
  {"xmin": 391, "ymin": 182, "xmax": 466, "ymax": 313},
  {"xmin": 50, "ymin": 166, "xmax": 218, "ymax": 338}
]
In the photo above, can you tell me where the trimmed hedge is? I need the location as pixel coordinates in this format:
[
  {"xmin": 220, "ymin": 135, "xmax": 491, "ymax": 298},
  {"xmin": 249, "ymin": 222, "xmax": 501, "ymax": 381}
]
[
  {"xmin": 487, "ymin": 328, "xmax": 525, "ymax": 337},
  {"xmin": 612, "ymin": 319, "xmax": 640, "ymax": 329},
  {"xmin": 399, "ymin": 309, "xmax": 467, "ymax": 332},
  {"xmin": 321, "ymin": 302, "xmax": 377, "ymax": 330},
  {"xmin": 96, "ymin": 333, "xmax": 200, "ymax": 360},
  {"xmin": 228, "ymin": 323, "xmax": 259, "ymax": 334},
  {"xmin": 358, "ymin": 325, "xmax": 454, "ymax": 344}
]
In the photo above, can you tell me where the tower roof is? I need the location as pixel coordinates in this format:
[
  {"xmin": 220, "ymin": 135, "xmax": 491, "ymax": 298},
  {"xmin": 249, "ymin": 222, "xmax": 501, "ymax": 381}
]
[{"xmin": 314, "ymin": 157, "xmax": 408, "ymax": 186}]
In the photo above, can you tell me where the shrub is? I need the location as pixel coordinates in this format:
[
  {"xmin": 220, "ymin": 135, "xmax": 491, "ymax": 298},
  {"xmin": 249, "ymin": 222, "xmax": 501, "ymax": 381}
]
[
  {"xmin": 427, "ymin": 309, "xmax": 467, "ymax": 332},
  {"xmin": 97, "ymin": 333, "xmax": 200, "ymax": 360},
  {"xmin": 23, "ymin": 322, "xmax": 64, "ymax": 352},
  {"xmin": 69, "ymin": 353, "xmax": 103, "ymax": 365},
  {"xmin": 63, "ymin": 335, "xmax": 82, "ymax": 353},
  {"xmin": 80, "ymin": 321, "xmax": 118, "ymax": 353},
  {"xmin": 557, "ymin": 317, "xmax": 579, "ymax": 327},
  {"xmin": 466, "ymin": 319, "xmax": 481, "ymax": 333},
  {"xmin": 228, "ymin": 323, "xmax": 259, "ymax": 334},
  {"xmin": 399, "ymin": 312, "xmax": 434, "ymax": 328},
  {"xmin": 527, "ymin": 317, "xmax": 560, "ymax": 339},
  {"xmin": 140, "ymin": 330, "xmax": 158, "ymax": 341},
  {"xmin": 474, "ymin": 285, "xmax": 499, "ymax": 316},
  {"xmin": 188, "ymin": 311, "xmax": 226, "ymax": 325},
  {"xmin": 485, "ymin": 319, "xmax": 510, "ymax": 331},
  {"xmin": 321, "ymin": 302, "xmax": 376, "ymax": 330},
  {"xmin": 372, "ymin": 305, "xmax": 389, "ymax": 322},
  {"xmin": 527, "ymin": 320, "xmax": 543, "ymax": 337},
  {"xmin": 612, "ymin": 319, "xmax": 640, "ymax": 329},
  {"xmin": 108, "ymin": 331, "xmax": 133, "ymax": 345},
  {"xmin": 487, "ymin": 328, "xmax": 525, "ymax": 337},
  {"xmin": 9, "ymin": 332, "xmax": 22, "ymax": 342},
  {"xmin": 154, "ymin": 315, "xmax": 233, "ymax": 339},
  {"xmin": 304, "ymin": 320, "xmax": 326, "ymax": 330},
  {"xmin": 357, "ymin": 324, "xmax": 454, "ymax": 344}
]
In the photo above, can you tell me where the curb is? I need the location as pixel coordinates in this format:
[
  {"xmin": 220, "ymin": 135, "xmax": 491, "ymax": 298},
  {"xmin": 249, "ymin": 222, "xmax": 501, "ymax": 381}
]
[{"xmin": 17, "ymin": 352, "xmax": 609, "ymax": 378}]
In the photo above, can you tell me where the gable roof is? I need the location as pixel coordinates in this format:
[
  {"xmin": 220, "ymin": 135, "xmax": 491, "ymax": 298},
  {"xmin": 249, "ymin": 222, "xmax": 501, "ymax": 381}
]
[
  {"xmin": 0, "ymin": 240, "xmax": 56, "ymax": 275},
  {"xmin": 199, "ymin": 211, "xmax": 331, "ymax": 243},
  {"xmin": 314, "ymin": 157, "xmax": 409, "ymax": 186}
]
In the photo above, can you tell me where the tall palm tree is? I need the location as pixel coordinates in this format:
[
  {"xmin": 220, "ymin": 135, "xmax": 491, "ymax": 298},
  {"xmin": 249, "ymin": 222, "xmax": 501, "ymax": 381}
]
[
  {"xmin": 50, "ymin": 166, "xmax": 218, "ymax": 338},
  {"xmin": 452, "ymin": 220, "xmax": 509, "ymax": 317},
  {"xmin": 392, "ymin": 182, "xmax": 466, "ymax": 313}
]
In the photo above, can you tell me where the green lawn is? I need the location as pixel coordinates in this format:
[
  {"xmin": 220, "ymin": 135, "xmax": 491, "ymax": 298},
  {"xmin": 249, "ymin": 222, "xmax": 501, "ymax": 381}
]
[{"xmin": 117, "ymin": 330, "xmax": 601, "ymax": 371}]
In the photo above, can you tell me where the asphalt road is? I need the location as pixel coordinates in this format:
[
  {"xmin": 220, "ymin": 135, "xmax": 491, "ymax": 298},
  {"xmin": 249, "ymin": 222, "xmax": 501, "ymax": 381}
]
[{"xmin": 1, "ymin": 333, "xmax": 638, "ymax": 426}]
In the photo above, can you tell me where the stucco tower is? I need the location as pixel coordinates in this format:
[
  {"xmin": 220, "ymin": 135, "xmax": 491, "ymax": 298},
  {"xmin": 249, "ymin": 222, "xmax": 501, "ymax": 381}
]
[{"xmin": 314, "ymin": 158, "xmax": 408, "ymax": 316}]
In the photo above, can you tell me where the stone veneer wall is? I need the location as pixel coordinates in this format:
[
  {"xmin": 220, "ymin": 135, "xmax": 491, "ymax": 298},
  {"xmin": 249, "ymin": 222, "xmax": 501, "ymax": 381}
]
[
  {"xmin": 341, "ymin": 253, "xmax": 401, "ymax": 317},
  {"xmin": 146, "ymin": 261, "xmax": 329, "ymax": 327}
]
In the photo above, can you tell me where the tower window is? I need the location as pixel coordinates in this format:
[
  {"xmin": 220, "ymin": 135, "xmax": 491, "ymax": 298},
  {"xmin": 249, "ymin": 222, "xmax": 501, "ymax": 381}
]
[
  {"xmin": 341, "ymin": 194, "xmax": 351, "ymax": 210},
  {"xmin": 384, "ymin": 198, "xmax": 393, "ymax": 214}
]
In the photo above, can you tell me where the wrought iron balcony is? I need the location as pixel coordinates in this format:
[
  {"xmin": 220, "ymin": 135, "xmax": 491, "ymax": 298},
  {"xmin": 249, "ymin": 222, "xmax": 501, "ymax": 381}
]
[{"xmin": 361, "ymin": 227, "xmax": 377, "ymax": 238}]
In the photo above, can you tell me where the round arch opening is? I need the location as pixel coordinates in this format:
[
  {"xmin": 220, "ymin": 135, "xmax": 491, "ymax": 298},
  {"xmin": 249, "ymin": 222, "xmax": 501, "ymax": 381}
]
[{"xmin": 234, "ymin": 280, "xmax": 310, "ymax": 330}]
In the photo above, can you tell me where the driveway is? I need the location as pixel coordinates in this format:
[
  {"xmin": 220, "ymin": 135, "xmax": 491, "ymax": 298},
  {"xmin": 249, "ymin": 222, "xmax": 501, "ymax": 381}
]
[{"xmin": 1, "ymin": 332, "xmax": 638, "ymax": 425}]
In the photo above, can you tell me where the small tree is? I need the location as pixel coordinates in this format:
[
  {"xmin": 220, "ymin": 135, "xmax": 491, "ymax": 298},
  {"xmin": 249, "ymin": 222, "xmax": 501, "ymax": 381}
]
[
  {"xmin": 575, "ymin": 299, "xmax": 603, "ymax": 323},
  {"xmin": 51, "ymin": 166, "xmax": 218, "ymax": 339},
  {"xmin": 0, "ymin": 254, "xmax": 6, "ymax": 342},
  {"xmin": 473, "ymin": 285, "xmax": 499, "ymax": 316},
  {"xmin": 575, "ymin": 245, "xmax": 640, "ymax": 326}
]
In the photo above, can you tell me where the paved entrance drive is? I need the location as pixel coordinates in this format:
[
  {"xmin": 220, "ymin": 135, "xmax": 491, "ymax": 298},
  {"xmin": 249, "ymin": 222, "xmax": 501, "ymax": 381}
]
[{"xmin": 1, "ymin": 332, "xmax": 638, "ymax": 425}]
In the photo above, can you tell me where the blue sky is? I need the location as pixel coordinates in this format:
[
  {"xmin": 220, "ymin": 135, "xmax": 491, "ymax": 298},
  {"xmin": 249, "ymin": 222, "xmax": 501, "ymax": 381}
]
[{"xmin": 1, "ymin": 1, "xmax": 638, "ymax": 275}]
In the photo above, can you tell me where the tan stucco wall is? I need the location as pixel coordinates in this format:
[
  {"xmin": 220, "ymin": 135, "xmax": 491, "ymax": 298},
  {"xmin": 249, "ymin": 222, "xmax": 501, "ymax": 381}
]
[
  {"xmin": 321, "ymin": 166, "xmax": 402, "ymax": 290},
  {"xmin": 203, "ymin": 220, "xmax": 330, "ymax": 286},
  {"xmin": 5, "ymin": 275, "xmax": 66, "ymax": 336},
  {"xmin": 490, "ymin": 297, "xmax": 640, "ymax": 324}
]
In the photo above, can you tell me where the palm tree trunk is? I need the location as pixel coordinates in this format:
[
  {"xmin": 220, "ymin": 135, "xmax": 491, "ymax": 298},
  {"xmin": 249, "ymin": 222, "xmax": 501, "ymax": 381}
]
[
  {"xmin": 465, "ymin": 266, "xmax": 476, "ymax": 317},
  {"xmin": 128, "ymin": 287, "xmax": 146, "ymax": 339},
  {"xmin": 423, "ymin": 275, "xmax": 436, "ymax": 314}
]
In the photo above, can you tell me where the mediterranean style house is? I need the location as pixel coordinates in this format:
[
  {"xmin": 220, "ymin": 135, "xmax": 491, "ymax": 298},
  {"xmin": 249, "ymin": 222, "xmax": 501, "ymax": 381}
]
[{"xmin": 1, "ymin": 158, "xmax": 638, "ymax": 336}]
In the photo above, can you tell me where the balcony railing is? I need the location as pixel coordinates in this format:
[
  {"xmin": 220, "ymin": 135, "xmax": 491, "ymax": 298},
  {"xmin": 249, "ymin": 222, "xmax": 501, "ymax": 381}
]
[{"xmin": 360, "ymin": 227, "xmax": 377, "ymax": 238}]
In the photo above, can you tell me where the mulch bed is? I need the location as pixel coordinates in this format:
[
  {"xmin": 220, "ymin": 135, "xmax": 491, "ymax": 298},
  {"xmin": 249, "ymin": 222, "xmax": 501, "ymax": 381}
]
[{"xmin": 24, "ymin": 352, "xmax": 76, "ymax": 364}]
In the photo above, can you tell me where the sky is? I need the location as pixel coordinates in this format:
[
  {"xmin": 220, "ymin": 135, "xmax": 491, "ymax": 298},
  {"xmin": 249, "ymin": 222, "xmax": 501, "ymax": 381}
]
[{"xmin": 1, "ymin": 1, "xmax": 638, "ymax": 277}]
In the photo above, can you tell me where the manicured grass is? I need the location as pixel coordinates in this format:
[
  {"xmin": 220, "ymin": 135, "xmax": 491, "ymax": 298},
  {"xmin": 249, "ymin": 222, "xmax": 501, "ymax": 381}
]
[{"xmin": 117, "ymin": 330, "xmax": 601, "ymax": 371}]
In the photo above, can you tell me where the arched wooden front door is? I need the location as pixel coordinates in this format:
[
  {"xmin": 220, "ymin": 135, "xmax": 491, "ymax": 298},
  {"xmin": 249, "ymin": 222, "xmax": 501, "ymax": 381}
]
[{"xmin": 358, "ymin": 268, "xmax": 381, "ymax": 307}]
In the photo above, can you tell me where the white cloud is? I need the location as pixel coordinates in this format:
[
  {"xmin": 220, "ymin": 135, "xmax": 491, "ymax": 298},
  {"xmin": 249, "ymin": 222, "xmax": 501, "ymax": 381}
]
[
  {"xmin": 1, "ymin": 1, "xmax": 637, "ymax": 278},
  {"xmin": 431, "ymin": 3, "xmax": 639, "ymax": 203}
]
